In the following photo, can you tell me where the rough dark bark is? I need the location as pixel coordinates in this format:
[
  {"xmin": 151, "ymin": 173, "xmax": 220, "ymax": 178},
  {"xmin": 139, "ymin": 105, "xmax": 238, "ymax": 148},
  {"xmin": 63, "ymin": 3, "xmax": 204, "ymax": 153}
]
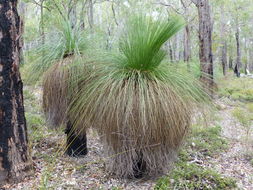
[
  {"xmin": 65, "ymin": 121, "xmax": 88, "ymax": 157},
  {"xmin": 0, "ymin": 0, "xmax": 32, "ymax": 185},
  {"xmin": 193, "ymin": 0, "xmax": 214, "ymax": 92}
]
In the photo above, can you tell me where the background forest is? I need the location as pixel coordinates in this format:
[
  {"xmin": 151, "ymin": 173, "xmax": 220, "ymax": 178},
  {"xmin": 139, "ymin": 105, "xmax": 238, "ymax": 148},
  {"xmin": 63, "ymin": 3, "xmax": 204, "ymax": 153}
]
[
  {"xmin": 2, "ymin": 0, "xmax": 253, "ymax": 189},
  {"xmin": 20, "ymin": 0, "xmax": 253, "ymax": 74}
]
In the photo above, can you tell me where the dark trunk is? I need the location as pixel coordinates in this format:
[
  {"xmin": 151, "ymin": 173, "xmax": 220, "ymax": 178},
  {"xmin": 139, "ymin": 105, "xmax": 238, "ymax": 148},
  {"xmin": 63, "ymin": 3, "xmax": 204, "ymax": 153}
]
[
  {"xmin": 194, "ymin": 0, "xmax": 214, "ymax": 92},
  {"xmin": 0, "ymin": 0, "xmax": 32, "ymax": 185},
  {"xmin": 133, "ymin": 153, "xmax": 146, "ymax": 179},
  {"xmin": 168, "ymin": 41, "xmax": 174, "ymax": 62},
  {"xmin": 65, "ymin": 121, "xmax": 88, "ymax": 157},
  {"xmin": 221, "ymin": 41, "xmax": 227, "ymax": 76},
  {"xmin": 235, "ymin": 28, "xmax": 241, "ymax": 77},
  {"xmin": 234, "ymin": 64, "xmax": 240, "ymax": 77}
]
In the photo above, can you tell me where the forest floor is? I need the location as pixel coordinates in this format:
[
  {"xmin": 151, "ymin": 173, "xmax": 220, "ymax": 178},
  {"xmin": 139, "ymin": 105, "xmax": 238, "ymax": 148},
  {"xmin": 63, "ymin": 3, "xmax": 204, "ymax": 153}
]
[{"xmin": 2, "ymin": 75, "xmax": 253, "ymax": 190}]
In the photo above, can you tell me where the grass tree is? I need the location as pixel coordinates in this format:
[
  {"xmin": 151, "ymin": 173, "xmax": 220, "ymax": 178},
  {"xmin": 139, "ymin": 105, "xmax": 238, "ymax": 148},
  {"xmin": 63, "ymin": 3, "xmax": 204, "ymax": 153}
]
[
  {"xmin": 68, "ymin": 15, "xmax": 211, "ymax": 178},
  {"xmin": 28, "ymin": 18, "xmax": 92, "ymax": 157}
]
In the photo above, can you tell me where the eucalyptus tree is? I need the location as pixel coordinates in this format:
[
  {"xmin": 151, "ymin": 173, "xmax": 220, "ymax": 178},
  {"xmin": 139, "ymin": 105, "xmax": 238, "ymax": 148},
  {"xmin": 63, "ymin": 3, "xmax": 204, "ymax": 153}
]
[
  {"xmin": 223, "ymin": 0, "xmax": 253, "ymax": 75},
  {"xmin": 192, "ymin": 0, "xmax": 214, "ymax": 91},
  {"xmin": 67, "ymin": 14, "xmax": 210, "ymax": 178},
  {"xmin": 0, "ymin": 0, "xmax": 31, "ymax": 185},
  {"xmin": 214, "ymin": 0, "xmax": 228, "ymax": 75}
]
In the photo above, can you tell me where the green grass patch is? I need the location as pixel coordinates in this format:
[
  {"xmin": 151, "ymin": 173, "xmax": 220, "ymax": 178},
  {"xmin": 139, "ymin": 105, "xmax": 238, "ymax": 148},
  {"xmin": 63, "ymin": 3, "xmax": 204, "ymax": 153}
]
[
  {"xmin": 111, "ymin": 187, "xmax": 123, "ymax": 190},
  {"xmin": 26, "ymin": 113, "xmax": 44, "ymax": 129},
  {"xmin": 232, "ymin": 108, "xmax": 252, "ymax": 128},
  {"xmin": 23, "ymin": 87, "xmax": 59, "ymax": 146},
  {"xmin": 247, "ymin": 103, "xmax": 253, "ymax": 112},
  {"xmin": 155, "ymin": 161, "xmax": 236, "ymax": 190},
  {"xmin": 187, "ymin": 125, "xmax": 228, "ymax": 157},
  {"xmin": 218, "ymin": 76, "xmax": 253, "ymax": 102},
  {"xmin": 250, "ymin": 159, "xmax": 253, "ymax": 167},
  {"xmin": 247, "ymin": 103, "xmax": 253, "ymax": 119},
  {"xmin": 232, "ymin": 108, "xmax": 252, "ymax": 141}
]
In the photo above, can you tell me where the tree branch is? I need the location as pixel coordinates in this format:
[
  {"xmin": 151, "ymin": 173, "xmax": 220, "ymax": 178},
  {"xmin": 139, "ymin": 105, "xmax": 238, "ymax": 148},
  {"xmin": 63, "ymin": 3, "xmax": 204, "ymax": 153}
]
[
  {"xmin": 30, "ymin": 0, "xmax": 50, "ymax": 11},
  {"xmin": 156, "ymin": 1, "xmax": 183, "ymax": 15},
  {"xmin": 51, "ymin": 0, "xmax": 67, "ymax": 21}
]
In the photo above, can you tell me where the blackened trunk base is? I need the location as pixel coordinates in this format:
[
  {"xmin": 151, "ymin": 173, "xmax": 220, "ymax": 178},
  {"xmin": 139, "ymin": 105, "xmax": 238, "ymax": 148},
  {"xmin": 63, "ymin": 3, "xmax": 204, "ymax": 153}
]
[
  {"xmin": 65, "ymin": 121, "xmax": 88, "ymax": 157},
  {"xmin": 133, "ymin": 153, "xmax": 147, "ymax": 179}
]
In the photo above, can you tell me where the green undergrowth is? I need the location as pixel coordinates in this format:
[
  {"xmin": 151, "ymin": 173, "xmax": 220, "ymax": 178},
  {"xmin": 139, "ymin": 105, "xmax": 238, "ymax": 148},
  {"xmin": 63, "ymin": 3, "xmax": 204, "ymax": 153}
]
[
  {"xmin": 24, "ymin": 88, "xmax": 48, "ymax": 141},
  {"xmin": 155, "ymin": 161, "xmax": 236, "ymax": 190},
  {"xmin": 23, "ymin": 88, "xmax": 62, "ymax": 152},
  {"xmin": 155, "ymin": 125, "xmax": 237, "ymax": 190},
  {"xmin": 188, "ymin": 125, "xmax": 228, "ymax": 157},
  {"xmin": 232, "ymin": 108, "xmax": 252, "ymax": 130},
  {"xmin": 218, "ymin": 74, "xmax": 253, "ymax": 102},
  {"xmin": 24, "ymin": 87, "xmax": 66, "ymax": 189}
]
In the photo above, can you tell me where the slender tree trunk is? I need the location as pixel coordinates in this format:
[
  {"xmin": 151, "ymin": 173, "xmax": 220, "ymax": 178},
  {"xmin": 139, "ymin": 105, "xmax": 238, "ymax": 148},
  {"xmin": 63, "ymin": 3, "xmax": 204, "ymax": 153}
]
[
  {"xmin": 173, "ymin": 34, "xmax": 179, "ymax": 61},
  {"xmin": 88, "ymin": 0, "xmax": 94, "ymax": 30},
  {"xmin": 168, "ymin": 41, "xmax": 174, "ymax": 62},
  {"xmin": 111, "ymin": 3, "xmax": 119, "ymax": 26},
  {"xmin": 193, "ymin": 0, "xmax": 214, "ymax": 92},
  {"xmin": 220, "ymin": 5, "xmax": 227, "ymax": 76},
  {"xmin": 235, "ymin": 26, "xmax": 241, "ymax": 77},
  {"xmin": 244, "ymin": 39, "xmax": 249, "ymax": 74},
  {"xmin": 0, "ymin": 0, "xmax": 32, "ymax": 185},
  {"xmin": 80, "ymin": 0, "xmax": 87, "ymax": 30},
  {"xmin": 184, "ymin": 25, "xmax": 191, "ymax": 66},
  {"xmin": 40, "ymin": 0, "xmax": 45, "ymax": 45},
  {"xmin": 97, "ymin": 1, "xmax": 103, "ymax": 27},
  {"xmin": 68, "ymin": 0, "xmax": 77, "ymax": 28},
  {"xmin": 181, "ymin": 0, "xmax": 191, "ymax": 68},
  {"xmin": 18, "ymin": 2, "xmax": 25, "ymax": 65},
  {"xmin": 221, "ymin": 42, "xmax": 227, "ymax": 76},
  {"xmin": 249, "ymin": 39, "xmax": 253, "ymax": 72}
]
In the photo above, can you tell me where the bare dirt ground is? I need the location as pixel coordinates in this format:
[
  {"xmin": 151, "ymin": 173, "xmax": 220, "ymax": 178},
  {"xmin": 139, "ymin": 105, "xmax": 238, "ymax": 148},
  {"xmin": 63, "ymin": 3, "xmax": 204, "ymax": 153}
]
[{"xmin": 209, "ymin": 99, "xmax": 253, "ymax": 190}]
